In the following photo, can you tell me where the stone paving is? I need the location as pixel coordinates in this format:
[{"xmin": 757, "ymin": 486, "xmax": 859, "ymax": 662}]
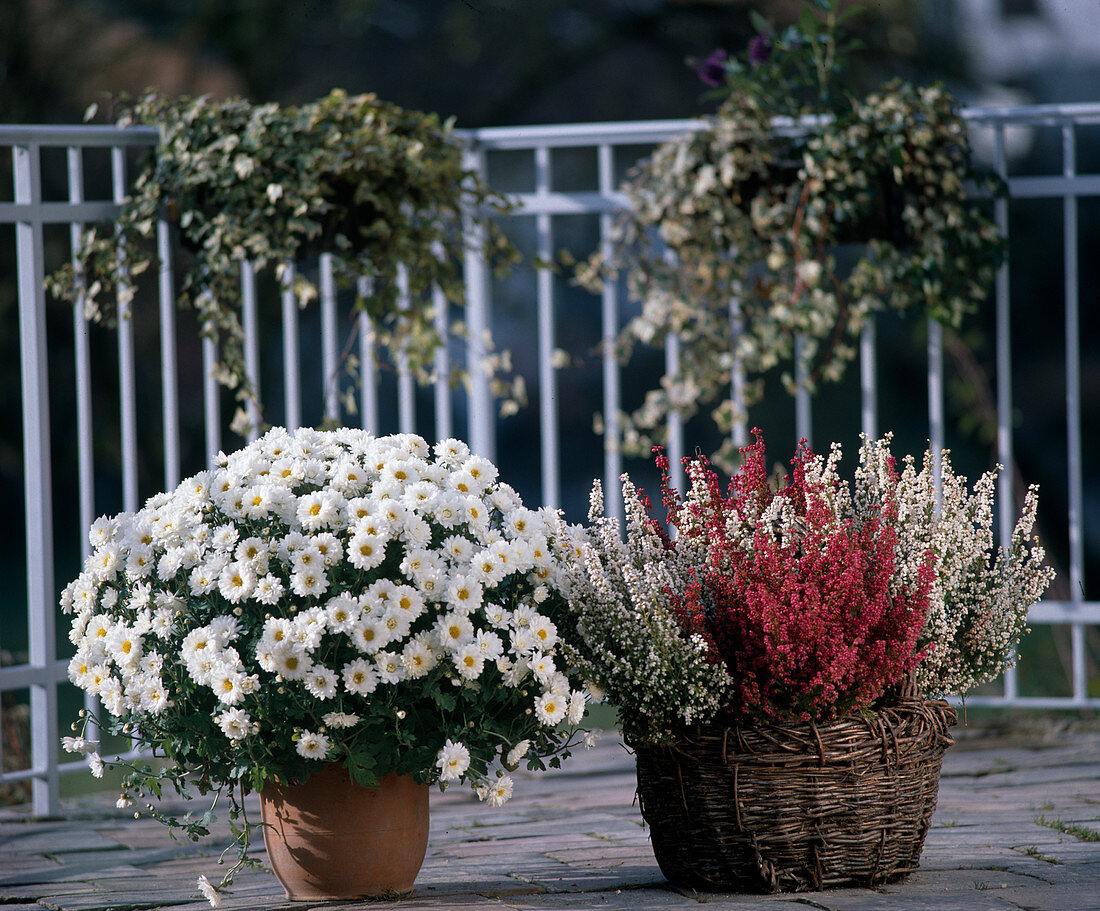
[{"xmin": 2, "ymin": 719, "xmax": 1100, "ymax": 911}]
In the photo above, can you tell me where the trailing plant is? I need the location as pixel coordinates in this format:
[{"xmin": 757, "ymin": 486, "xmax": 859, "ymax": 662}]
[
  {"xmin": 48, "ymin": 89, "xmax": 521, "ymax": 436},
  {"xmin": 577, "ymin": 0, "xmax": 1004, "ymax": 470}
]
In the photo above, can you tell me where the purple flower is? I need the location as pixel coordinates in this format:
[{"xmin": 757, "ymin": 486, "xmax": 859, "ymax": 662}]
[
  {"xmin": 748, "ymin": 34, "xmax": 773, "ymax": 67},
  {"xmin": 695, "ymin": 49, "xmax": 729, "ymax": 87}
]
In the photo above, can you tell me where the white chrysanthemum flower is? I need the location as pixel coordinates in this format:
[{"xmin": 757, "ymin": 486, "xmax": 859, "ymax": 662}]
[
  {"xmin": 61, "ymin": 735, "xmax": 95, "ymax": 755},
  {"xmin": 88, "ymin": 516, "xmax": 116, "ymax": 548},
  {"xmin": 349, "ymin": 617, "xmax": 389, "ymax": 654},
  {"xmin": 211, "ymin": 523, "xmax": 239, "ymax": 551},
  {"xmin": 435, "ymin": 612, "xmax": 474, "ymax": 651},
  {"xmin": 374, "ymin": 651, "xmax": 404, "ymax": 685},
  {"xmin": 510, "ymin": 627, "xmax": 536, "ymax": 655},
  {"xmin": 505, "ymin": 739, "xmax": 530, "ymax": 768},
  {"xmin": 325, "ymin": 594, "xmax": 361, "ymax": 633},
  {"xmin": 529, "ymin": 654, "xmax": 557, "ymax": 685},
  {"xmin": 486, "ymin": 774, "xmax": 514, "ymax": 807},
  {"xmin": 312, "ymin": 533, "xmax": 343, "ymax": 566},
  {"xmin": 87, "ymin": 752, "xmax": 105, "ymax": 778},
  {"xmin": 290, "ymin": 566, "xmax": 329, "ymax": 599},
  {"xmin": 140, "ymin": 678, "xmax": 170, "ymax": 714},
  {"xmin": 272, "ymin": 644, "xmax": 312, "ymax": 681},
  {"xmin": 452, "ymin": 643, "xmax": 485, "ymax": 681},
  {"xmin": 217, "ymin": 708, "xmax": 253, "ymax": 741},
  {"xmin": 435, "ymin": 739, "xmax": 470, "ymax": 781},
  {"xmin": 535, "ymin": 691, "xmax": 567, "ymax": 726},
  {"xmin": 304, "ymin": 666, "xmax": 338, "ymax": 701},
  {"xmin": 484, "ymin": 603, "xmax": 510, "ymax": 628},
  {"xmin": 125, "ymin": 544, "xmax": 156, "ymax": 579},
  {"xmin": 445, "ymin": 575, "xmax": 483, "ymax": 613},
  {"xmin": 235, "ymin": 536, "xmax": 269, "ymax": 572},
  {"xmin": 583, "ymin": 730, "xmax": 600, "ymax": 749},
  {"xmin": 197, "ymin": 874, "xmax": 222, "ymax": 908},
  {"xmin": 297, "ymin": 490, "xmax": 346, "ymax": 531},
  {"xmin": 401, "ymin": 635, "xmax": 438, "ymax": 678},
  {"xmin": 348, "ymin": 530, "xmax": 387, "ymax": 570},
  {"xmin": 342, "ymin": 658, "xmax": 379, "ymax": 696},
  {"xmin": 322, "ymin": 711, "xmax": 360, "ymax": 729},
  {"xmin": 567, "ymin": 690, "xmax": 587, "ymax": 725},
  {"xmin": 530, "ymin": 617, "xmax": 558, "ymax": 651},
  {"xmin": 296, "ymin": 730, "xmax": 331, "ymax": 760},
  {"xmin": 433, "ymin": 437, "xmax": 470, "ymax": 466},
  {"xmin": 473, "ymin": 630, "xmax": 504, "ymax": 661},
  {"xmin": 217, "ymin": 562, "xmax": 255, "ymax": 603},
  {"xmin": 253, "ymin": 574, "xmax": 284, "ymax": 605},
  {"xmin": 106, "ymin": 624, "xmax": 143, "ymax": 668}
]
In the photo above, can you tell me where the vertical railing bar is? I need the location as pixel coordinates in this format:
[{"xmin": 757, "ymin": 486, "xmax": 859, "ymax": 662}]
[
  {"xmin": 665, "ymin": 332, "xmax": 685, "ymax": 494},
  {"xmin": 1062, "ymin": 123, "xmax": 1086, "ymax": 704},
  {"xmin": 157, "ymin": 218, "xmax": 180, "ymax": 489},
  {"xmin": 240, "ymin": 259, "xmax": 261, "ymax": 442},
  {"xmin": 860, "ymin": 319, "xmax": 876, "ymax": 440},
  {"xmin": 202, "ymin": 334, "xmax": 221, "ymax": 463},
  {"xmin": 729, "ymin": 295, "xmax": 747, "ymax": 449},
  {"xmin": 68, "ymin": 145, "xmax": 100, "ymax": 741},
  {"xmin": 992, "ymin": 125, "xmax": 1017, "ymax": 703},
  {"xmin": 280, "ymin": 263, "xmax": 301, "ymax": 432},
  {"xmin": 432, "ymin": 242, "xmax": 452, "ymax": 442},
  {"xmin": 927, "ymin": 319, "xmax": 945, "ymax": 503},
  {"xmin": 462, "ymin": 145, "xmax": 495, "ymax": 460},
  {"xmin": 111, "ymin": 146, "xmax": 138, "ymax": 513},
  {"xmin": 319, "ymin": 253, "xmax": 340, "ymax": 425},
  {"xmin": 68, "ymin": 147, "xmax": 94, "ymax": 547},
  {"xmin": 598, "ymin": 143, "xmax": 623, "ymax": 522},
  {"xmin": 396, "ymin": 264, "xmax": 416, "ymax": 435},
  {"xmin": 14, "ymin": 140, "xmax": 59, "ymax": 816},
  {"xmin": 535, "ymin": 145, "xmax": 560, "ymax": 510},
  {"xmin": 794, "ymin": 335, "xmax": 811, "ymax": 446},
  {"xmin": 356, "ymin": 276, "xmax": 379, "ymax": 435}
]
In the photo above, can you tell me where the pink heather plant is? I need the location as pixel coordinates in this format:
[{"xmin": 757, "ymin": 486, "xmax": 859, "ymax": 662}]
[{"xmin": 663, "ymin": 434, "xmax": 933, "ymax": 725}]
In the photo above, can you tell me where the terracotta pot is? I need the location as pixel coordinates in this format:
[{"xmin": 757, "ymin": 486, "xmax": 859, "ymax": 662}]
[{"xmin": 260, "ymin": 764, "xmax": 429, "ymax": 901}]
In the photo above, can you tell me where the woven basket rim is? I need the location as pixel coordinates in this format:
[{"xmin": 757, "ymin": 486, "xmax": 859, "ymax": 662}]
[{"xmin": 628, "ymin": 698, "xmax": 957, "ymax": 765}]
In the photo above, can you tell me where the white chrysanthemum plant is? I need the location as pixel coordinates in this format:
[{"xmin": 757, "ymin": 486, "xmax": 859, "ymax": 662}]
[{"xmin": 61, "ymin": 427, "xmax": 591, "ymax": 903}]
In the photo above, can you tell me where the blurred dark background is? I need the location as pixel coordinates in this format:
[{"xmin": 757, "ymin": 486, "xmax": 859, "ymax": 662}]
[{"xmin": 0, "ymin": 0, "xmax": 1097, "ymax": 729}]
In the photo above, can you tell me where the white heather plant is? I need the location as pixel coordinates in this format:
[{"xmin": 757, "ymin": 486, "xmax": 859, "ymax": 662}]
[
  {"xmin": 853, "ymin": 435, "xmax": 1056, "ymax": 696},
  {"xmin": 554, "ymin": 478, "xmax": 732, "ymax": 745},
  {"xmin": 61, "ymin": 427, "xmax": 588, "ymax": 904}
]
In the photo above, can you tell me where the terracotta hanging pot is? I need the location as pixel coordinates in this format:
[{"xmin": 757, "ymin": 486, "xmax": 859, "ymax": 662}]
[{"xmin": 260, "ymin": 764, "xmax": 430, "ymax": 901}]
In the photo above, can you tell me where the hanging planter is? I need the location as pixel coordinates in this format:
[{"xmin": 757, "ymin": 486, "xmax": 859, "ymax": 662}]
[
  {"xmin": 632, "ymin": 701, "xmax": 956, "ymax": 892},
  {"xmin": 48, "ymin": 90, "xmax": 524, "ymax": 436},
  {"xmin": 576, "ymin": 0, "xmax": 1005, "ymax": 471}
]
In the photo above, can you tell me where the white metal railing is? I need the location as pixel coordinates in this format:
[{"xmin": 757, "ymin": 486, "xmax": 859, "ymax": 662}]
[{"xmin": 1, "ymin": 103, "xmax": 1097, "ymax": 815}]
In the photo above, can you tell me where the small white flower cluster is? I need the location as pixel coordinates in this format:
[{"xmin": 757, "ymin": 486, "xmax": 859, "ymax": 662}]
[
  {"xmin": 555, "ymin": 478, "xmax": 732, "ymax": 745},
  {"xmin": 854, "ymin": 436, "xmax": 1055, "ymax": 695},
  {"xmin": 61, "ymin": 427, "xmax": 587, "ymax": 807}
]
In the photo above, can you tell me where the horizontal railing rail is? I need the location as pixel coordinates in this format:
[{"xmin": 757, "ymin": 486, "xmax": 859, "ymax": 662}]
[{"xmin": 2, "ymin": 104, "xmax": 1096, "ymax": 815}]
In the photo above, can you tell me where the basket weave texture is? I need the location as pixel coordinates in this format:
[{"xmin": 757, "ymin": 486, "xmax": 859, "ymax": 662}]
[{"xmin": 631, "ymin": 699, "xmax": 957, "ymax": 893}]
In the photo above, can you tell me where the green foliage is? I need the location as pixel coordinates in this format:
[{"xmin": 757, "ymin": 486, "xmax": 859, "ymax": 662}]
[
  {"xmin": 48, "ymin": 89, "xmax": 522, "ymax": 436},
  {"xmin": 578, "ymin": 0, "xmax": 1004, "ymax": 471}
]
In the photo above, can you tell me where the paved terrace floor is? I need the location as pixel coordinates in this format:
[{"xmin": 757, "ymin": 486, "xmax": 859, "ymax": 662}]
[{"xmin": 2, "ymin": 719, "xmax": 1100, "ymax": 911}]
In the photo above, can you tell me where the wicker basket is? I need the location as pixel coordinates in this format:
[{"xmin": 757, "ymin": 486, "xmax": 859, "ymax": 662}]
[{"xmin": 631, "ymin": 700, "xmax": 956, "ymax": 893}]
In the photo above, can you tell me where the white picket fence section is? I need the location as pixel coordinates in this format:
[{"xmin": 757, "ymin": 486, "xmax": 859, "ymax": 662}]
[{"xmin": 1, "ymin": 103, "xmax": 1098, "ymax": 815}]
